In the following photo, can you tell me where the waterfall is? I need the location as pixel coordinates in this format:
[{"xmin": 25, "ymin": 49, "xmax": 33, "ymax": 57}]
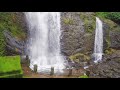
[
  {"xmin": 93, "ymin": 17, "xmax": 103, "ymax": 63},
  {"xmin": 25, "ymin": 12, "xmax": 65, "ymax": 74}
]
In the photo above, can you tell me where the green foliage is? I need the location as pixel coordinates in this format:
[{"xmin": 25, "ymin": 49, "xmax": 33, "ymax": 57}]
[
  {"xmin": 106, "ymin": 12, "xmax": 120, "ymax": 23},
  {"xmin": 0, "ymin": 12, "xmax": 26, "ymax": 39},
  {"xmin": 96, "ymin": 12, "xmax": 120, "ymax": 23},
  {"xmin": 79, "ymin": 75, "xmax": 89, "ymax": 78},
  {"xmin": 0, "ymin": 56, "xmax": 22, "ymax": 75},
  {"xmin": 0, "ymin": 12, "xmax": 26, "ymax": 56},
  {"xmin": 96, "ymin": 12, "xmax": 108, "ymax": 18}
]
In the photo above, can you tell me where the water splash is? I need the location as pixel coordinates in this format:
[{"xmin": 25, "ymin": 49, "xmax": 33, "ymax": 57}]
[{"xmin": 25, "ymin": 12, "xmax": 65, "ymax": 74}]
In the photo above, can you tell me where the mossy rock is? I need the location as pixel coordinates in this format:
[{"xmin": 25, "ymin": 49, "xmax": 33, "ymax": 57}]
[
  {"xmin": 105, "ymin": 48, "xmax": 116, "ymax": 55},
  {"xmin": 63, "ymin": 18, "xmax": 74, "ymax": 25},
  {"xmin": 80, "ymin": 12, "xmax": 96, "ymax": 33},
  {"xmin": 69, "ymin": 53, "xmax": 90, "ymax": 62}
]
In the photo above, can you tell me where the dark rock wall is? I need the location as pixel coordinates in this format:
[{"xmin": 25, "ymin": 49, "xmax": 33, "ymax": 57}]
[
  {"xmin": 110, "ymin": 32, "xmax": 120, "ymax": 49},
  {"xmin": 61, "ymin": 12, "xmax": 96, "ymax": 56},
  {"xmin": 61, "ymin": 12, "xmax": 85, "ymax": 56}
]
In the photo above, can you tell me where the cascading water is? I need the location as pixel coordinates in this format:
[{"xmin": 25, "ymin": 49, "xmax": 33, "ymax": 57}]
[
  {"xmin": 25, "ymin": 12, "xmax": 65, "ymax": 74},
  {"xmin": 93, "ymin": 17, "xmax": 103, "ymax": 63}
]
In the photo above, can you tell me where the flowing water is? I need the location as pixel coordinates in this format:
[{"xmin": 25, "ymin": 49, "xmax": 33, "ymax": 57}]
[
  {"xmin": 93, "ymin": 17, "xmax": 103, "ymax": 63},
  {"xmin": 25, "ymin": 12, "xmax": 65, "ymax": 74}
]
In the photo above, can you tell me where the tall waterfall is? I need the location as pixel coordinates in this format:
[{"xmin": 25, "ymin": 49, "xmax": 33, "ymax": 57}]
[
  {"xmin": 25, "ymin": 12, "xmax": 65, "ymax": 74},
  {"xmin": 93, "ymin": 17, "xmax": 103, "ymax": 63}
]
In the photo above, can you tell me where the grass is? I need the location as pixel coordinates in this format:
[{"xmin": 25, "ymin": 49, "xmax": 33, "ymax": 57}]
[
  {"xmin": 79, "ymin": 75, "xmax": 89, "ymax": 78},
  {"xmin": 0, "ymin": 56, "xmax": 23, "ymax": 78}
]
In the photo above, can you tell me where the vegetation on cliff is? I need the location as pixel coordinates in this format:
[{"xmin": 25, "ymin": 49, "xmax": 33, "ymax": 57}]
[
  {"xmin": 96, "ymin": 12, "xmax": 120, "ymax": 24},
  {"xmin": 80, "ymin": 12, "xmax": 96, "ymax": 33},
  {"xmin": 0, "ymin": 12, "xmax": 26, "ymax": 56}
]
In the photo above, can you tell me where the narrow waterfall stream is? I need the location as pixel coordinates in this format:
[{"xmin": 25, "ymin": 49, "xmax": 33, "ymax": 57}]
[{"xmin": 93, "ymin": 17, "xmax": 103, "ymax": 63}]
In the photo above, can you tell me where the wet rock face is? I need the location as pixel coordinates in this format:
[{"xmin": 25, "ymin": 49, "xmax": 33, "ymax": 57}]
[
  {"xmin": 60, "ymin": 12, "xmax": 85, "ymax": 56},
  {"xmin": 102, "ymin": 18, "xmax": 120, "ymax": 51},
  {"xmin": 110, "ymin": 32, "xmax": 120, "ymax": 49},
  {"xmin": 103, "ymin": 22, "xmax": 110, "ymax": 51},
  {"xmin": 84, "ymin": 33, "xmax": 94, "ymax": 54}
]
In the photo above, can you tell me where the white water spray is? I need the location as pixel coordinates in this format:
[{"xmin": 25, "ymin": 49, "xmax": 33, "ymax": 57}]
[
  {"xmin": 93, "ymin": 17, "xmax": 103, "ymax": 63},
  {"xmin": 25, "ymin": 12, "xmax": 65, "ymax": 74}
]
